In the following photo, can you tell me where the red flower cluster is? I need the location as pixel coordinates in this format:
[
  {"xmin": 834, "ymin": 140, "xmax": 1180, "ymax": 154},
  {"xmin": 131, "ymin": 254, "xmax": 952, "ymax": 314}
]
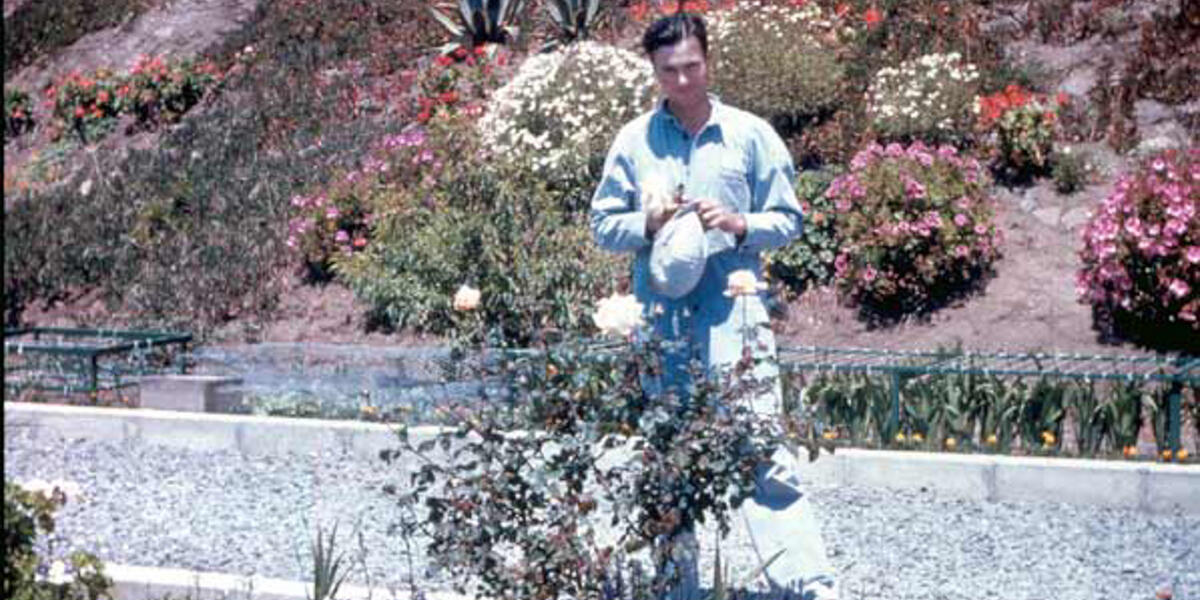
[
  {"xmin": 415, "ymin": 45, "xmax": 504, "ymax": 124},
  {"xmin": 863, "ymin": 7, "xmax": 883, "ymax": 27},
  {"xmin": 977, "ymin": 84, "xmax": 1068, "ymax": 128}
]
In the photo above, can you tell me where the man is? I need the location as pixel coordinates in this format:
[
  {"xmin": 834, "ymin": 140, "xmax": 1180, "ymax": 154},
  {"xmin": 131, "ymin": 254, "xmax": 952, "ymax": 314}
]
[{"xmin": 589, "ymin": 12, "xmax": 838, "ymax": 600}]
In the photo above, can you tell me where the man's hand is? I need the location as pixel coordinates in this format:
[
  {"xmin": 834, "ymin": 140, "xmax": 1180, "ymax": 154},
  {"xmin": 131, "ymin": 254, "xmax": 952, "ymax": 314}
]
[
  {"xmin": 693, "ymin": 199, "xmax": 747, "ymax": 237},
  {"xmin": 645, "ymin": 187, "xmax": 683, "ymax": 237}
]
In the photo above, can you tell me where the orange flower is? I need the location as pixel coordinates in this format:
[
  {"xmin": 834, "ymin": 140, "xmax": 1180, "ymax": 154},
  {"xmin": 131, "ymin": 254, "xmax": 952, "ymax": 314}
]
[
  {"xmin": 864, "ymin": 7, "xmax": 883, "ymax": 27},
  {"xmin": 352, "ymin": 237, "xmax": 368, "ymax": 248},
  {"xmin": 629, "ymin": 1, "xmax": 649, "ymax": 20},
  {"xmin": 1122, "ymin": 445, "xmax": 1137, "ymax": 458},
  {"xmin": 1161, "ymin": 449, "xmax": 1173, "ymax": 461}
]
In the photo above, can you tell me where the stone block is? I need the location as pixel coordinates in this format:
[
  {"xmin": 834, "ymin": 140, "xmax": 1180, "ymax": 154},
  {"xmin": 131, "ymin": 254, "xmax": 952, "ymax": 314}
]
[{"xmin": 139, "ymin": 375, "xmax": 243, "ymax": 413}]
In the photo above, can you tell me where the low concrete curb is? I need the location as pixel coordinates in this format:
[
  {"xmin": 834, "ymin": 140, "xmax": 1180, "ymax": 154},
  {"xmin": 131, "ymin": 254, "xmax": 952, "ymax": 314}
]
[
  {"xmin": 6, "ymin": 402, "xmax": 1198, "ymax": 514},
  {"xmin": 795, "ymin": 448, "xmax": 1199, "ymax": 513},
  {"xmin": 106, "ymin": 563, "xmax": 467, "ymax": 600}
]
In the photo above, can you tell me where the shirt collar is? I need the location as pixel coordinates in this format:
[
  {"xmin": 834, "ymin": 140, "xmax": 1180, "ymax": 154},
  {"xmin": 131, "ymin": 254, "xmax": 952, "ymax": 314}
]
[{"xmin": 655, "ymin": 93, "xmax": 727, "ymax": 136}]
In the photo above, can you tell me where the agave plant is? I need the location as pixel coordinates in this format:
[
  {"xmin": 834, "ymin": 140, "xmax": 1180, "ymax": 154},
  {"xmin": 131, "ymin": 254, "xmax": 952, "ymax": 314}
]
[
  {"xmin": 428, "ymin": 0, "xmax": 528, "ymax": 52},
  {"xmin": 544, "ymin": 0, "xmax": 604, "ymax": 49}
]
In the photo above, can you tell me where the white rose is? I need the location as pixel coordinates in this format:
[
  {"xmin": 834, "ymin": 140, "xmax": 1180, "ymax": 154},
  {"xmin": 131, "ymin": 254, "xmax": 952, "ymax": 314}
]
[
  {"xmin": 452, "ymin": 285, "xmax": 481, "ymax": 312},
  {"xmin": 592, "ymin": 293, "xmax": 644, "ymax": 337}
]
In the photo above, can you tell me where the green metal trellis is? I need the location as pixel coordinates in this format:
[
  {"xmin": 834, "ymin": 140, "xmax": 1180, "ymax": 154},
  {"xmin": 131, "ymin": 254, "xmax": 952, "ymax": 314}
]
[
  {"xmin": 778, "ymin": 346, "xmax": 1199, "ymax": 453},
  {"xmin": 4, "ymin": 327, "xmax": 193, "ymax": 397}
]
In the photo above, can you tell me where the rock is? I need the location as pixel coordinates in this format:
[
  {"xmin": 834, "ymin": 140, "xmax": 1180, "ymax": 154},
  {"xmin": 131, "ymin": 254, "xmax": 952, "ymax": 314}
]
[
  {"xmin": 1062, "ymin": 207, "xmax": 1092, "ymax": 231},
  {"xmin": 1135, "ymin": 120, "xmax": 1191, "ymax": 156},
  {"xmin": 1033, "ymin": 207, "xmax": 1061, "ymax": 228},
  {"xmin": 1058, "ymin": 66, "xmax": 1099, "ymax": 98},
  {"xmin": 1020, "ymin": 193, "xmax": 1038, "ymax": 214},
  {"xmin": 1134, "ymin": 100, "xmax": 1174, "ymax": 126}
]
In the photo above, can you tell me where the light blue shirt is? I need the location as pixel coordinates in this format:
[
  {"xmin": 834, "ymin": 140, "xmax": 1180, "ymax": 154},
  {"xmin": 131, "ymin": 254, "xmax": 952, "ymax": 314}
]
[{"xmin": 591, "ymin": 96, "xmax": 803, "ymax": 392}]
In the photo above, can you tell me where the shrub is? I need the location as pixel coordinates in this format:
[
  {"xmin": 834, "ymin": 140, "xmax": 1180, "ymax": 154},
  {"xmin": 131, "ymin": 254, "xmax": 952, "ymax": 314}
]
[
  {"xmin": 124, "ymin": 54, "xmax": 223, "ymax": 126},
  {"xmin": 4, "ymin": 88, "xmax": 35, "ymax": 140},
  {"xmin": 413, "ymin": 44, "xmax": 509, "ymax": 124},
  {"xmin": 1050, "ymin": 146, "xmax": 1092, "ymax": 195},
  {"xmin": 708, "ymin": 1, "xmax": 846, "ymax": 126},
  {"xmin": 385, "ymin": 333, "xmax": 801, "ymax": 600},
  {"xmin": 4, "ymin": 480, "xmax": 113, "ymax": 600},
  {"xmin": 337, "ymin": 157, "xmax": 626, "ymax": 345},
  {"xmin": 765, "ymin": 167, "xmax": 842, "ymax": 295},
  {"xmin": 1076, "ymin": 149, "xmax": 1199, "ymax": 349},
  {"xmin": 976, "ymin": 85, "xmax": 1069, "ymax": 181},
  {"xmin": 866, "ymin": 52, "xmax": 980, "ymax": 145},
  {"xmin": 47, "ymin": 69, "xmax": 124, "ymax": 143},
  {"xmin": 827, "ymin": 142, "xmax": 1002, "ymax": 319},
  {"xmin": 478, "ymin": 41, "xmax": 654, "ymax": 178}
]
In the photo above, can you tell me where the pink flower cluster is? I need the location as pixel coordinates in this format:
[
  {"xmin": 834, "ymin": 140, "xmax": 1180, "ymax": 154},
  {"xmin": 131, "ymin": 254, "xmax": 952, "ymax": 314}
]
[
  {"xmin": 827, "ymin": 141, "xmax": 1001, "ymax": 314},
  {"xmin": 1077, "ymin": 149, "xmax": 1199, "ymax": 327}
]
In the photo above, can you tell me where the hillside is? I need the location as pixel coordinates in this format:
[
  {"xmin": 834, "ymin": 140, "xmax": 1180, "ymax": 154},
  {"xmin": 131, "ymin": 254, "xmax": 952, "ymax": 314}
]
[{"xmin": 4, "ymin": 0, "xmax": 1197, "ymax": 356}]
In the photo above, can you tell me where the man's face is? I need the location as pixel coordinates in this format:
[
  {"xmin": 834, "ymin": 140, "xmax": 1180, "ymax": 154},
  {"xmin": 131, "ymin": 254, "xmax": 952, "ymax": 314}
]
[{"xmin": 650, "ymin": 36, "xmax": 708, "ymax": 111}]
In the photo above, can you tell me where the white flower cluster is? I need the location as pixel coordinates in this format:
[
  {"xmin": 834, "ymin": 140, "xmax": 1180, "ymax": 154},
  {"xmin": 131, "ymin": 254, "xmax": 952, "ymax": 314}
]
[
  {"xmin": 867, "ymin": 52, "xmax": 980, "ymax": 141},
  {"xmin": 479, "ymin": 42, "xmax": 655, "ymax": 174},
  {"xmin": 709, "ymin": 1, "xmax": 828, "ymax": 42},
  {"xmin": 708, "ymin": 1, "xmax": 847, "ymax": 119}
]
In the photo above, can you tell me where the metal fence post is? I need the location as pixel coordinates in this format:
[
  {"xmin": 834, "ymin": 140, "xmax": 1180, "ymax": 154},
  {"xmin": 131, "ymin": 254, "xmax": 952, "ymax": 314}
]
[
  {"xmin": 890, "ymin": 370, "xmax": 901, "ymax": 433},
  {"xmin": 1168, "ymin": 381, "xmax": 1182, "ymax": 452}
]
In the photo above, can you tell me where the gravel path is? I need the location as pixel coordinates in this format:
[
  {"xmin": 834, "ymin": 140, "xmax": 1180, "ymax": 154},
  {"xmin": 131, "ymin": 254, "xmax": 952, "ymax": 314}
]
[{"xmin": 5, "ymin": 425, "xmax": 1197, "ymax": 600}]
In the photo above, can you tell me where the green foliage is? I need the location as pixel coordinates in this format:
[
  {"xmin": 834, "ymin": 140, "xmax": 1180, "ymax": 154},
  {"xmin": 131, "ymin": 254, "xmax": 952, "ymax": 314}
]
[
  {"xmin": 543, "ymin": 0, "xmax": 604, "ymax": 48},
  {"xmin": 708, "ymin": 2, "xmax": 846, "ymax": 127},
  {"xmin": 124, "ymin": 55, "xmax": 224, "ymax": 127},
  {"xmin": 384, "ymin": 337, "xmax": 795, "ymax": 600},
  {"xmin": 795, "ymin": 368, "xmax": 1185, "ymax": 458},
  {"xmin": 307, "ymin": 523, "xmax": 351, "ymax": 600},
  {"xmin": 3, "ymin": 481, "xmax": 113, "ymax": 600},
  {"xmin": 2, "ymin": 0, "xmax": 151, "ymax": 76},
  {"xmin": 5, "ymin": 88, "xmax": 35, "ymax": 140},
  {"xmin": 765, "ymin": 168, "xmax": 842, "ymax": 295},
  {"xmin": 827, "ymin": 142, "xmax": 1001, "ymax": 321},
  {"xmin": 4, "ymin": 0, "xmax": 426, "ymax": 335},
  {"xmin": 1050, "ymin": 147, "xmax": 1091, "ymax": 194},
  {"xmin": 337, "ymin": 150, "xmax": 624, "ymax": 345},
  {"xmin": 428, "ymin": 0, "xmax": 529, "ymax": 53}
]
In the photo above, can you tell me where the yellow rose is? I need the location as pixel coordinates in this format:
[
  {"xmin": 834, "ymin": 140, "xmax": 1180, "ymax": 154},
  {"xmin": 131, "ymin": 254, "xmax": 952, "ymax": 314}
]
[{"xmin": 724, "ymin": 269, "xmax": 768, "ymax": 297}]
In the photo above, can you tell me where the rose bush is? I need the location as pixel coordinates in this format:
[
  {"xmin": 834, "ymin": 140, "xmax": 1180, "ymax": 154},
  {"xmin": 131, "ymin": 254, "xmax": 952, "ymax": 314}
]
[
  {"xmin": 828, "ymin": 142, "xmax": 1002, "ymax": 319},
  {"xmin": 1076, "ymin": 149, "xmax": 1199, "ymax": 348}
]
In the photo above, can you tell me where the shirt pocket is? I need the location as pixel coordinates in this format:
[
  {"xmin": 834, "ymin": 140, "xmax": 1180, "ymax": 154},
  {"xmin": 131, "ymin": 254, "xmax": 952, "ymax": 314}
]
[{"xmin": 715, "ymin": 164, "xmax": 752, "ymax": 212}]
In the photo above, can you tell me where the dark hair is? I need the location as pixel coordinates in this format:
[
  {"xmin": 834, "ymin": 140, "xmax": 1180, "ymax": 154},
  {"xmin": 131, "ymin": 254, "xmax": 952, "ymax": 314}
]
[{"xmin": 642, "ymin": 13, "xmax": 708, "ymax": 57}]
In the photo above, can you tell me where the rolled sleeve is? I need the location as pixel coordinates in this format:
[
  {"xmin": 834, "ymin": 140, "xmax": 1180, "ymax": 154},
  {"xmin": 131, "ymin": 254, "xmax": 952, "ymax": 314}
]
[
  {"xmin": 739, "ymin": 129, "xmax": 803, "ymax": 252},
  {"xmin": 590, "ymin": 131, "xmax": 651, "ymax": 253}
]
